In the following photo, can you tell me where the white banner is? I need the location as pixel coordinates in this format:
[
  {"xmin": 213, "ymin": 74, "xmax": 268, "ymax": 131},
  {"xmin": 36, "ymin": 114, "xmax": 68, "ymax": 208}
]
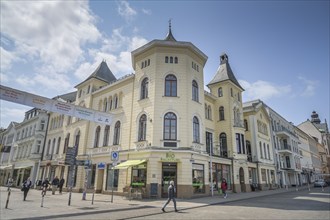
[{"xmin": 0, "ymin": 85, "xmax": 112, "ymax": 125}]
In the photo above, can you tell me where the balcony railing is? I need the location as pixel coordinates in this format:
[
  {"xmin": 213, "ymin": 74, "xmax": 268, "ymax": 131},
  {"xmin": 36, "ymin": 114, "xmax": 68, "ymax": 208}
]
[
  {"xmin": 278, "ymin": 144, "xmax": 292, "ymax": 153},
  {"xmin": 135, "ymin": 141, "xmax": 149, "ymax": 151}
]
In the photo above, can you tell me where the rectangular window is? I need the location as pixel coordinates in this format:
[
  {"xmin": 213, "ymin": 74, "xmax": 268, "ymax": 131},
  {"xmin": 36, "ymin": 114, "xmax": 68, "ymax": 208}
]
[
  {"xmin": 106, "ymin": 165, "xmax": 119, "ymax": 190},
  {"xmin": 192, "ymin": 163, "xmax": 205, "ymax": 194},
  {"xmin": 261, "ymin": 169, "xmax": 266, "ymax": 182},
  {"xmin": 206, "ymin": 132, "xmax": 213, "ymax": 155}
]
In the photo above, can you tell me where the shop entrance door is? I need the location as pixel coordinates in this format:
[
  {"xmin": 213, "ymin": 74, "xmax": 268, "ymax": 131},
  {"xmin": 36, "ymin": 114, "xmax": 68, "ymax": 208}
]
[{"xmin": 162, "ymin": 163, "xmax": 177, "ymax": 198}]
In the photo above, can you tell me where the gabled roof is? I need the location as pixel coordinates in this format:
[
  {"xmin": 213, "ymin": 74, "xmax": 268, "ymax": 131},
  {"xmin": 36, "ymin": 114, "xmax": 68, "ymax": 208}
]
[
  {"xmin": 207, "ymin": 53, "xmax": 244, "ymax": 91},
  {"xmin": 75, "ymin": 61, "xmax": 117, "ymax": 88},
  {"xmin": 53, "ymin": 91, "xmax": 77, "ymax": 103}
]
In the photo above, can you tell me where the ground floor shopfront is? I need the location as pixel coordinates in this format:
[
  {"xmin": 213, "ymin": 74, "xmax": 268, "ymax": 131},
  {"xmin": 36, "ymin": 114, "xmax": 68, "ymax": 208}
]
[{"xmin": 39, "ymin": 149, "xmax": 278, "ymax": 199}]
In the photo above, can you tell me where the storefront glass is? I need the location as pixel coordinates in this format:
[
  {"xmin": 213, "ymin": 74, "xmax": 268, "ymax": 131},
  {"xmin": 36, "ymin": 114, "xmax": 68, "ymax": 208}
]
[
  {"xmin": 131, "ymin": 163, "xmax": 147, "ymax": 188},
  {"xmin": 192, "ymin": 163, "xmax": 205, "ymax": 193}
]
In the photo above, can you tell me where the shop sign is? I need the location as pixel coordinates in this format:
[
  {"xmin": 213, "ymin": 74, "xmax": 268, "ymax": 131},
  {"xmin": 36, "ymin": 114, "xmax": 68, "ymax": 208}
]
[
  {"xmin": 98, "ymin": 162, "xmax": 106, "ymax": 169},
  {"xmin": 160, "ymin": 152, "xmax": 180, "ymax": 162}
]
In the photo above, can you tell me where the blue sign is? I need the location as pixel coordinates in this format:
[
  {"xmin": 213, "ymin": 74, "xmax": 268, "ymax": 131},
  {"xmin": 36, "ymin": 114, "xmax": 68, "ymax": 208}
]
[
  {"xmin": 111, "ymin": 151, "xmax": 119, "ymax": 161},
  {"xmin": 97, "ymin": 162, "xmax": 105, "ymax": 169}
]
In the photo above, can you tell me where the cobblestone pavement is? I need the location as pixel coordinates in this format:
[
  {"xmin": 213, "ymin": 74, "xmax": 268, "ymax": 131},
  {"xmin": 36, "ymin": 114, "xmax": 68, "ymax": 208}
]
[{"xmin": 1, "ymin": 185, "xmax": 327, "ymax": 220}]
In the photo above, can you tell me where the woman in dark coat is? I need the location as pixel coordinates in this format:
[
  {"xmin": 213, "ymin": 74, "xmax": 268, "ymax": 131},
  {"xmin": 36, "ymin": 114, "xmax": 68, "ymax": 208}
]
[{"xmin": 22, "ymin": 177, "xmax": 32, "ymax": 201}]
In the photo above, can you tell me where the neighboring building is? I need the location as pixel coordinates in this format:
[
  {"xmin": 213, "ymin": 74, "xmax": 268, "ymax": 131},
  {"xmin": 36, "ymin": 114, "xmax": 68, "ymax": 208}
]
[
  {"xmin": 38, "ymin": 92, "xmax": 76, "ymax": 186},
  {"xmin": 266, "ymin": 107, "xmax": 302, "ymax": 187},
  {"xmin": 295, "ymin": 127, "xmax": 318, "ymax": 184},
  {"xmin": 12, "ymin": 108, "xmax": 49, "ymax": 186},
  {"xmin": 0, "ymin": 123, "xmax": 17, "ymax": 186},
  {"xmin": 243, "ymin": 100, "xmax": 276, "ymax": 190},
  {"xmin": 0, "ymin": 108, "xmax": 48, "ymax": 187},
  {"xmin": 298, "ymin": 111, "xmax": 330, "ymax": 179}
]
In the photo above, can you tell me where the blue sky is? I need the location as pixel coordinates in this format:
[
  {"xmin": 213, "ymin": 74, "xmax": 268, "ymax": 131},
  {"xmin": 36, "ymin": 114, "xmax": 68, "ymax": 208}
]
[{"xmin": 1, "ymin": 0, "xmax": 329, "ymax": 128}]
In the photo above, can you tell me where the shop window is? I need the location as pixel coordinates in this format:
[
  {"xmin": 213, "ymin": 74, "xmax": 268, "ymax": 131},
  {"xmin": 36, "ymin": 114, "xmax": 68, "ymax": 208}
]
[
  {"xmin": 192, "ymin": 163, "xmax": 205, "ymax": 193},
  {"xmin": 132, "ymin": 163, "xmax": 147, "ymax": 188},
  {"xmin": 106, "ymin": 165, "xmax": 119, "ymax": 190}
]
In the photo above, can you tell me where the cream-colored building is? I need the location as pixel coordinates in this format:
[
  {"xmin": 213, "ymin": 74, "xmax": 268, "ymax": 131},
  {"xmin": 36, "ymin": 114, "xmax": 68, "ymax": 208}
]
[
  {"xmin": 243, "ymin": 100, "xmax": 276, "ymax": 190},
  {"xmin": 40, "ymin": 28, "xmax": 261, "ymax": 198}
]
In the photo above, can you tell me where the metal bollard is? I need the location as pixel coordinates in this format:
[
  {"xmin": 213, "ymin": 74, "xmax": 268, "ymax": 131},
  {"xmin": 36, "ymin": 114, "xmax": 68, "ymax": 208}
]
[
  {"xmin": 5, "ymin": 188, "xmax": 11, "ymax": 209},
  {"xmin": 41, "ymin": 187, "xmax": 46, "ymax": 207}
]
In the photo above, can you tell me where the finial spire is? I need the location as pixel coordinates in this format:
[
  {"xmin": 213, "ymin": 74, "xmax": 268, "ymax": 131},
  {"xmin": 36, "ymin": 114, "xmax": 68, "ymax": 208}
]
[{"xmin": 164, "ymin": 18, "xmax": 176, "ymax": 41}]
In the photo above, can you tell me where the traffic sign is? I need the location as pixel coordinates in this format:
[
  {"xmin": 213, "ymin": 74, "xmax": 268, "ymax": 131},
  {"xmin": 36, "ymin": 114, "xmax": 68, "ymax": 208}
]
[{"xmin": 111, "ymin": 151, "xmax": 119, "ymax": 161}]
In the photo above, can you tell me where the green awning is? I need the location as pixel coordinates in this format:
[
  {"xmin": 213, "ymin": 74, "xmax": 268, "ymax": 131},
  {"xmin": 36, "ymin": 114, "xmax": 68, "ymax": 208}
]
[{"xmin": 114, "ymin": 159, "xmax": 146, "ymax": 169}]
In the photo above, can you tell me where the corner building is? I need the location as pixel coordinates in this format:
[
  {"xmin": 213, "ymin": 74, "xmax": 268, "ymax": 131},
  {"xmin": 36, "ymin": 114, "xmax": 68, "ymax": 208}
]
[{"xmin": 52, "ymin": 28, "xmax": 257, "ymax": 198}]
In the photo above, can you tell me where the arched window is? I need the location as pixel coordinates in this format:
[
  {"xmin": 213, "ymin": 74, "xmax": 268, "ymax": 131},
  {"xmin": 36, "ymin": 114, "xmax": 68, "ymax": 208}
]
[
  {"xmin": 204, "ymin": 104, "xmax": 208, "ymax": 118},
  {"xmin": 94, "ymin": 126, "xmax": 101, "ymax": 148},
  {"xmin": 56, "ymin": 137, "xmax": 61, "ymax": 154},
  {"xmin": 52, "ymin": 138, "xmax": 56, "ymax": 155},
  {"xmin": 192, "ymin": 80, "xmax": 199, "ymax": 102},
  {"xmin": 219, "ymin": 106, "xmax": 225, "ymax": 121},
  {"xmin": 174, "ymin": 57, "xmax": 178, "ymax": 64},
  {"xmin": 164, "ymin": 112, "xmax": 177, "ymax": 140},
  {"xmin": 47, "ymin": 140, "xmax": 51, "ymax": 155},
  {"xmin": 218, "ymin": 87, "xmax": 223, "ymax": 97},
  {"xmin": 165, "ymin": 74, "xmax": 177, "ymax": 97},
  {"xmin": 103, "ymin": 125, "xmax": 110, "ymax": 146},
  {"xmin": 109, "ymin": 97, "xmax": 113, "ymax": 110},
  {"xmin": 114, "ymin": 95, "xmax": 118, "ymax": 109},
  {"xmin": 103, "ymin": 98, "xmax": 108, "ymax": 112},
  {"xmin": 113, "ymin": 121, "xmax": 121, "ymax": 145},
  {"xmin": 193, "ymin": 116, "xmax": 200, "ymax": 143},
  {"xmin": 170, "ymin": 56, "xmax": 173, "ymax": 63},
  {"xmin": 165, "ymin": 56, "xmax": 169, "ymax": 63},
  {"xmin": 140, "ymin": 78, "xmax": 149, "ymax": 99},
  {"xmin": 220, "ymin": 133, "xmax": 228, "ymax": 157},
  {"xmin": 74, "ymin": 131, "xmax": 80, "ymax": 150},
  {"xmin": 138, "ymin": 114, "xmax": 147, "ymax": 141},
  {"xmin": 63, "ymin": 133, "xmax": 70, "ymax": 154}
]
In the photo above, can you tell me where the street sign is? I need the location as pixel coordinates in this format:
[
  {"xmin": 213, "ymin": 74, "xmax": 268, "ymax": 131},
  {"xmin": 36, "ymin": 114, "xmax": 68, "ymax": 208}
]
[
  {"xmin": 65, "ymin": 147, "xmax": 77, "ymax": 165},
  {"xmin": 111, "ymin": 151, "xmax": 119, "ymax": 161}
]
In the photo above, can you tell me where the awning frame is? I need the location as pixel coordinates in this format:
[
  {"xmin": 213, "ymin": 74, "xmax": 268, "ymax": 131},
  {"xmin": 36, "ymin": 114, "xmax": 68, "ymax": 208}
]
[{"xmin": 114, "ymin": 159, "xmax": 147, "ymax": 169}]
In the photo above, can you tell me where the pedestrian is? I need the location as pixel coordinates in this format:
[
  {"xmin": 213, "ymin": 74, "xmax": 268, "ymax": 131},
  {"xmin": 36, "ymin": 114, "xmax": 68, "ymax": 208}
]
[
  {"xmin": 42, "ymin": 178, "xmax": 50, "ymax": 195},
  {"xmin": 51, "ymin": 176, "xmax": 59, "ymax": 195},
  {"xmin": 221, "ymin": 178, "xmax": 228, "ymax": 198},
  {"xmin": 58, "ymin": 177, "xmax": 65, "ymax": 194},
  {"xmin": 22, "ymin": 177, "xmax": 32, "ymax": 201},
  {"xmin": 162, "ymin": 180, "xmax": 178, "ymax": 212}
]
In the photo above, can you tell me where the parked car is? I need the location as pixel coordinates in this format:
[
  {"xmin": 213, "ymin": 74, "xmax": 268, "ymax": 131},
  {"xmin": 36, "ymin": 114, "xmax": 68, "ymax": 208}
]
[{"xmin": 314, "ymin": 179, "xmax": 327, "ymax": 187}]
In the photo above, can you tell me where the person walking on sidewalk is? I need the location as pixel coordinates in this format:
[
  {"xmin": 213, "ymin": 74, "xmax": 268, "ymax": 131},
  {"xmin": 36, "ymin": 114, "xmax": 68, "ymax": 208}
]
[
  {"xmin": 22, "ymin": 177, "xmax": 32, "ymax": 201},
  {"xmin": 42, "ymin": 178, "xmax": 50, "ymax": 195},
  {"xmin": 162, "ymin": 180, "xmax": 178, "ymax": 212},
  {"xmin": 51, "ymin": 176, "xmax": 59, "ymax": 195},
  {"xmin": 221, "ymin": 178, "xmax": 228, "ymax": 198},
  {"xmin": 58, "ymin": 177, "xmax": 65, "ymax": 194}
]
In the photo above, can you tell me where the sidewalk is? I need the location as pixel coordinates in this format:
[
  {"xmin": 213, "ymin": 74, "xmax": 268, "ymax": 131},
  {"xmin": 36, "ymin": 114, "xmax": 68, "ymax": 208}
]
[{"xmin": 0, "ymin": 186, "xmax": 312, "ymax": 220}]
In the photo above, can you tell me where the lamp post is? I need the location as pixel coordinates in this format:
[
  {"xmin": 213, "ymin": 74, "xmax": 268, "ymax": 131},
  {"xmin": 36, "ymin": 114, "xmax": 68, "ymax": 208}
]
[{"xmin": 210, "ymin": 143, "xmax": 214, "ymax": 197}]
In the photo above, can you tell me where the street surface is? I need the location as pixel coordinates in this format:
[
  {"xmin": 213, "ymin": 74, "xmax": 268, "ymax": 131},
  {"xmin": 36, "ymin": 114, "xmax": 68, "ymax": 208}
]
[{"xmin": 1, "ymin": 186, "xmax": 329, "ymax": 220}]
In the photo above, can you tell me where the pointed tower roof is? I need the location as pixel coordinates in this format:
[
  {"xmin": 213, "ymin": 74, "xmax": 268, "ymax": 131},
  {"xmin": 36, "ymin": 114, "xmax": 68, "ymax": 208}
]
[
  {"xmin": 207, "ymin": 53, "xmax": 244, "ymax": 91},
  {"xmin": 75, "ymin": 60, "xmax": 117, "ymax": 88},
  {"xmin": 164, "ymin": 19, "xmax": 176, "ymax": 41}
]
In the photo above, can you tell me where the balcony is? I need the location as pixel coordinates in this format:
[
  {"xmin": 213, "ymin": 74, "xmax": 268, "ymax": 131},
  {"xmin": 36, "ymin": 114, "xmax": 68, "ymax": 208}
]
[
  {"xmin": 277, "ymin": 144, "xmax": 292, "ymax": 154},
  {"xmin": 233, "ymin": 120, "xmax": 245, "ymax": 128},
  {"xmin": 281, "ymin": 164, "xmax": 294, "ymax": 170}
]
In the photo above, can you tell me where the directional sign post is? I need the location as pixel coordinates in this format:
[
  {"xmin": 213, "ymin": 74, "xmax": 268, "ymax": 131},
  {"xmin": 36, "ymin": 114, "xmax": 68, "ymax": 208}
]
[{"xmin": 110, "ymin": 150, "xmax": 119, "ymax": 203}]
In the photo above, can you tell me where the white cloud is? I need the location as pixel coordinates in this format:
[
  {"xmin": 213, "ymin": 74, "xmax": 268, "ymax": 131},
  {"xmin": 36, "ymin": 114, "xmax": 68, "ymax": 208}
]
[
  {"xmin": 0, "ymin": 106, "xmax": 28, "ymax": 128},
  {"xmin": 239, "ymin": 80, "xmax": 292, "ymax": 101},
  {"xmin": 0, "ymin": 72, "xmax": 9, "ymax": 83},
  {"xmin": 1, "ymin": 1, "xmax": 101, "ymax": 73},
  {"xmin": 0, "ymin": 47, "xmax": 16, "ymax": 71},
  {"xmin": 117, "ymin": 1, "xmax": 137, "ymax": 21},
  {"xmin": 298, "ymin": 76, "xmax": 318, "ymax": 97},
  {"xmin": 142, "ymin": 8, "xmax": 152, "ymax": 15}
]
